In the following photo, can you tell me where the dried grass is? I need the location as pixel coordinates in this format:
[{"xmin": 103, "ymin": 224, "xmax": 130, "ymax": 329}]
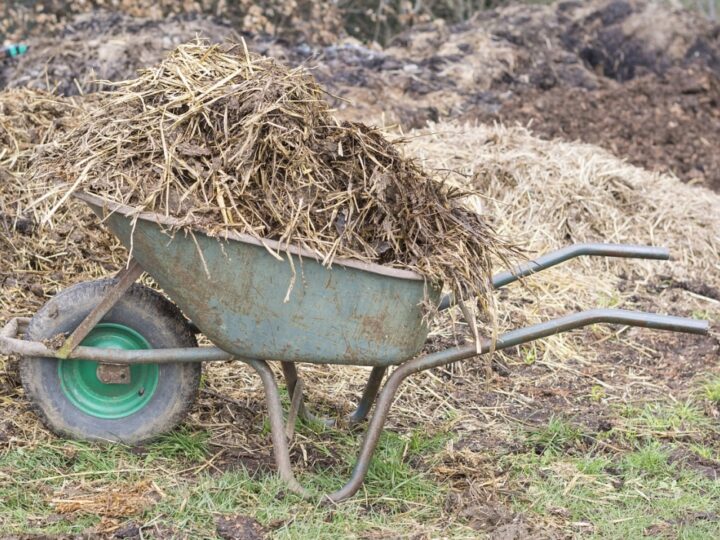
[
  {"xmin": 0, "ymin": 88, "xmax": 125, "ymax": 400},
  {"xmin": 0, "ymin": 89, "xmax": 123, "ymax": 317},
  {"xmin": 51, "ymin": 480, "xmax": 155, "ymax": 518},
  {"xmin": 0, "ymin": 89, "xmax": 81, "ymax": 218},
  {"xmin": 31, "ymin": 41, "xmax": 516, "ymax": 318},
  {"xmin": 405, "ymin": 122, "xmax": 719, "ymax": 282}
]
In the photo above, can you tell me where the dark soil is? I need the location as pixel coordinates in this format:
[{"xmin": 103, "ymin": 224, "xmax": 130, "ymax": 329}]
[
  {"xmin": 668, "ymin": 447, "xmax": 720, "ymax": 481},
  {"xmin": 0, "ymin": 12, "xmax": 239, "ymax": 95},
  {"xmin": 2, "ymin": 1, "xmax": 720, "ymax": 193},
  {"xmin": 467, "ymin": 66, "xmax": 720, "ymax": 192},
  {"xmin": 215, "ymin": 514, "xmax": 266, "ymax": 540}
]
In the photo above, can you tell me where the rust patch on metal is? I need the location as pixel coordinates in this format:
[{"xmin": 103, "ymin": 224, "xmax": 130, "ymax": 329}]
[
  {"xmin": 97, "ymin": 363, "xmax": 131, "ymax": 384},
  {"xmin": 359, "ymin": 311, "xmax": 390, "ymax": 345}
]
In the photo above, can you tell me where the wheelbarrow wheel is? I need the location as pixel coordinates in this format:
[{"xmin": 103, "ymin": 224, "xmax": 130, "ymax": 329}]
[{"xmin": 20, "ymin": 279, "xmax": 200, "ymax": 444}]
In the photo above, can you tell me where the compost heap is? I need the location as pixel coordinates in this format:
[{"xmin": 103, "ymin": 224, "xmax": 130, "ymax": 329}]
[
  {"xmin": 0, "ymin": 88, "xmax": 123, "ymax": 320},
  {"xmin": 32, "ymin": 41, "xmax": 515, "ymax": 318}
]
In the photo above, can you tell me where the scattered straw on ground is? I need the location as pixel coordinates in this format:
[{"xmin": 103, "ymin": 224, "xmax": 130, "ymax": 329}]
[{"xmin": 51, "ymin": 479, "xmax": 156, "ymax": 518}]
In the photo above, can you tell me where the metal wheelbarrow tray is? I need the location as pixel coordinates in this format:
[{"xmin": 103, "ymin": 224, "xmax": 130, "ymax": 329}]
[{"xmin": 0, "ymin": 192, "xmax": 710, "ymax": 502}]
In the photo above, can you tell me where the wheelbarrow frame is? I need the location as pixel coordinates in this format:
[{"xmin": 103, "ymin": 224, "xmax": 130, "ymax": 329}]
[{"xmin": 0, "ymin": 197, "xmax": 710, "ymax": 502}]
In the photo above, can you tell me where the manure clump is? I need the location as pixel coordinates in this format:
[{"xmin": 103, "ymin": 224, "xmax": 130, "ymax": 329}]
[{"xmin": 32, "ymin": 41, "xmax": 516, "ymax": 319}]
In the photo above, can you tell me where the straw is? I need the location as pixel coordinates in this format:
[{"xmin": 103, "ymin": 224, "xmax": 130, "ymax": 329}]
[{"xmin": 30, "ymin": 41, "xmax": 518, "ymax": 320}]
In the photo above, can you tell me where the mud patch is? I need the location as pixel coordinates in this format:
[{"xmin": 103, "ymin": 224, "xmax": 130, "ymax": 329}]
[
  {"xmin": 215, "ymin": 514, "xmax": 266, "ymax": 540},
  {"xmin": 669, "ymin": 447, "xmax": 720, "ymax": 481},
  {"xmin": 468, "ymin": 66, "xmax": 720, "ymax": 192},
  {"xmin": 210, "ymin": 448, "xmax": 275, "ymax": 477}
]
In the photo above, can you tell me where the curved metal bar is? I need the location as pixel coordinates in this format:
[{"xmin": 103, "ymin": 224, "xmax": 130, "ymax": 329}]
[
  {"xmin": 0, "ymin": 317, "xmax": 29, "ymax": 340},
  {"xmin": 493, "ymin": 243, "xmax": 670, "ymax": 289},
  {"xmin": 280, "ymin": 362, "xmax": 335, "ymax": 427},
  {"xmin": 0, "ymin": 334, "xmax": 235, "ymax": 363},
  {"xmin": 245, "ymin": 359, "xmax": 308, "ymax": 497},
  {"xmin": 324, "ymin": 308, "xmax": 708, "ymax": 501},
  {"xmin": 348, "ymin": 366, "xmax": 387, "ymax": 425},
  {"xmin": 439, "ymin": 243, "xmax": 672, "ymax": 310}
]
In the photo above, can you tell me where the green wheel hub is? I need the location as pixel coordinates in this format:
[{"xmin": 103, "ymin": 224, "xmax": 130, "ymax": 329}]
[{"xmin": 58, "ymin": 323, "xmax": 159, "ymax": 419}]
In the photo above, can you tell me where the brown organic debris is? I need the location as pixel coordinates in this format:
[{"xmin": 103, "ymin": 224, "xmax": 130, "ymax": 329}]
[
  {"xmin": 0, "ymin": 89, "xmax": 123, "ymax": 318},
  {"xmin": 33, "ymin": 40, "xmax": 516, "ymax": 320},
  {"xmin": 51, "ymin": 480, "xmax": 156, "ymax": 518}
]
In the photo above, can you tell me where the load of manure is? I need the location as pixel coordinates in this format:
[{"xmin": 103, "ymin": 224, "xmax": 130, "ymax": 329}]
[
  {"xmin": 1, "ymin": 89, "xmax": 82, "ymax": 226},
  {"xmin": 31, "ymin": 41, "xmax": 516, "ymax": 321}
]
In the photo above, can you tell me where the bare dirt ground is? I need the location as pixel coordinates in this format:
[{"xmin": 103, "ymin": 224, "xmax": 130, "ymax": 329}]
[{"xmin": 1, "ymin": 0, "xmax": 719, "ymax": 538}]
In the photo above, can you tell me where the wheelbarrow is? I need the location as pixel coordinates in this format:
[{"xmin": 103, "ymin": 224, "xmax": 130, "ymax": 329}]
[{"xmin": 0, "ymin": 192, "xmax": 709, "ymax": 502}]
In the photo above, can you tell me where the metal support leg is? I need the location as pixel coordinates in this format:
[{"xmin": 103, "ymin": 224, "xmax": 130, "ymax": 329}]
[
  {"xmin": 286, "ymin": 378, "xmax": 305, "ymax": 440},
  {"xmin": 280, "ymin": 362, "xmax": 335, "ymax": 427},
  {"xmin": 246, "ymin": 359, "xmax": 307, "ymax": 497},
  {"xmin": 348, "ymin": 366, "xmax": 387, "ymax": 425},
  {"xmin": 325, "ymin": 360, "xmax": 424, "ymax": 502},
  {"xmin": 281, "ymin": 362, "xmax": 386, "ymax": 426},
  {"xmin": 281, "ymin": 361, "xmax": 308, "ymax": 419}
]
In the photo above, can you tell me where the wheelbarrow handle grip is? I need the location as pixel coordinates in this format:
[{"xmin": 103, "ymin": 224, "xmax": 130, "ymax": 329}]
[
  {"xmin": 494, "ymin": 308, "xmax": 708, "ymax": 351},
  {"xmin": 439, "ymin": 243, "xmax": 670, "ymax": 310}
]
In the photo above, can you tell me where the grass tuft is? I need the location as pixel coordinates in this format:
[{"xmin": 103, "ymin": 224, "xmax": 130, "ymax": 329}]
[
  {"xmin": 149, "ymin": 426, "xmax": 210, "ymax": 462},
  {"xmin": 525, "ymin": 417, "xmax": 583, "ymax": 457}
]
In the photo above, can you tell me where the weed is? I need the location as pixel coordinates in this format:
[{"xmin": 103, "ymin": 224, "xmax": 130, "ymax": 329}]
[
  {"xmin": 526, "ymin": 417, "xmax": 583, "ymax": 457},
  {"xmin": 703, "ymin": 377, "xmax": 720, "ymax": 404}
]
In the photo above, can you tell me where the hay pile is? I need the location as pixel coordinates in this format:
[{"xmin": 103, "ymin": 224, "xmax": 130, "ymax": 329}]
[
  {"xmin": 406, "ymin": 122, "xmax": 720, "ymax": 360},
  {"xmin": 0, "ymin": 89, "xmax": 80, "ymax": 220},
  {"xmin": 0, "ymin": 89, "xmax": 123, "ymax": 321},
  {"xmin": 32, "ymin": 41, "xmax": 515, "ymax": 317},
  {"xmin": 407, "ymin": 123, "xmax": 719, "ymax": 279}
]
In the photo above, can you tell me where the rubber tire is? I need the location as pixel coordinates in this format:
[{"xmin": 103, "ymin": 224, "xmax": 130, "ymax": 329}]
[{"xmin": 20, "ymin": 279, "xmax": 201, "ymax": 444}]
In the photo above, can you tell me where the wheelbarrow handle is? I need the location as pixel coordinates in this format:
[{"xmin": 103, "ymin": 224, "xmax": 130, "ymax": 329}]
[
  {"xmin": 492, "ymin": 243, "xmax": 669, "ymax": 288},
  {"xmin": 439, "ymin": 243, "xmax": 670, "ymax": 310},
  {"xmin": 323, "ymin": 307, "xmax": 708, "ymax": 502}
]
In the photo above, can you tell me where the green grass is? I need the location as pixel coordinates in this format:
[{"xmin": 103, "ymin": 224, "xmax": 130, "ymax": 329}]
[
  {"xmin": 0, "ymin": 425, "xmax": 461, "ymax": 538},
  {"xmin": 703, "ymin": 377, "xmax": 720, "ymax": 404},
  {"xmin": 525, "ymin": 416, "xmax": 583, "ymax": 458},
  {"xmin": 617, "ymin": 400, "xmax": 710, "ymax": 441},
  {"xmin": 149, "ymin": 425, "xmax": 210, "ymax": 461},
  {"xmin": 501, "ymin": 392, "xmax": 720, "ymax": 539},
  {"xmin": 510, "ymin": 448, "xmax": 720, "ymax": 539}
]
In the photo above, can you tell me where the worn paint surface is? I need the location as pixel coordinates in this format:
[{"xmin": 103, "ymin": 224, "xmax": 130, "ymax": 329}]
[{"xmin": 93, "ymin": 205, "xmax": 438, "ymax": 366}]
